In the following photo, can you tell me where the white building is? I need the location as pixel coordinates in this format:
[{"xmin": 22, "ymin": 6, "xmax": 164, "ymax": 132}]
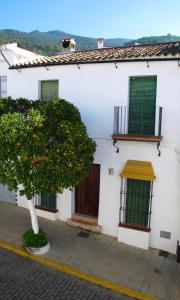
[
  {"xmin": 0, "ymin": 42, "xmax": 43, "ymax": 97},
  {"xmin": 6, "ymin": 40, "xmax": 180, "ymax": 254}
]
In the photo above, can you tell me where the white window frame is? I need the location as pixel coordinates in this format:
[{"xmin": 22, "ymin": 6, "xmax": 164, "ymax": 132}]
[
  {"xmin": 0, "ymin": 76, "xmax": 7, "ymax": 97},
  {"xmin": 38, "ymin": 80, "xmax": 59, "ymax": 100}
]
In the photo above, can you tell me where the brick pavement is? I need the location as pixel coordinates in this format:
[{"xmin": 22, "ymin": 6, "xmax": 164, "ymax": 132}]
[{"xmin": 0, "ymin": 248, "xmax": 133, "ymax": 300}]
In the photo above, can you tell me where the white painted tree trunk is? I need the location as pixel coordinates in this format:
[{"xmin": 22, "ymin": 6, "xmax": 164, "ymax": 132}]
[{"xmin": 27, "ymin": 199, "xmax": 39, "ymax": 234}]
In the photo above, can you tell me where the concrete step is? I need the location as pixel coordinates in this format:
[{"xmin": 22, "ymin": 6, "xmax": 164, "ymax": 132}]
[
  {"xmin": 71, "ymin": 213, "xmax": 98, "ymax": 225},
  {"xmin": 67, "ymin": 216, "xmax": 101, "ymax": 233}
]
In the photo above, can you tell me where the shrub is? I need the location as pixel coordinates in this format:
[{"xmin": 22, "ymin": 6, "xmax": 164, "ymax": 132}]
[{"xmin": 22, "ymin": 228, "xmax": 48, "ymax": 248}]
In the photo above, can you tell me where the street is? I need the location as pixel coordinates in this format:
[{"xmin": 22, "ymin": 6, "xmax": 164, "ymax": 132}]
[{"xmin": 0, "ymin": 248, "xmax": 133, "ymax": 300}]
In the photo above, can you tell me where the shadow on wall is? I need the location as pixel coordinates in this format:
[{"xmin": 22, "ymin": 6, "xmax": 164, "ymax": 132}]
[{"xmin": 0, "ymin": 184, "xmax": 16, "ymax": 204}]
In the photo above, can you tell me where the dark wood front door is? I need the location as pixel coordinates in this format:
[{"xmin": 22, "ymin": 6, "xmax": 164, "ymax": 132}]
[{"xmin": 75, "ymin": 164, "xmax": 100, "ymax": 217}]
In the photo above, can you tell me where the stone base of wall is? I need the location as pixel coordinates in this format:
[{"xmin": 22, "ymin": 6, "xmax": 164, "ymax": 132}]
[
  {"xmin": 118, "ymin": 225, "xmax": 150, "ymax": 250},
  {"xmin": 35, "ymin": 208, "xmax": 59, "ymax": 221}
]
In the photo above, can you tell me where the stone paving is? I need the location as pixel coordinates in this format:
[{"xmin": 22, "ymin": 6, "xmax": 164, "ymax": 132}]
[
  {"xmin": 0, "ymin": 202, "xmax": 180, "ymax": 300},
  {"xmin": 0, "ymin": 248, "xmax": 132, "ymax": 300}
]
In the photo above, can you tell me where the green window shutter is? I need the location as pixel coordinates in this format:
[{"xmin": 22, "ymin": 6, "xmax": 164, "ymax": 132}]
[
  {"xmin": 41, "ymin": 80, "xmax": 59, "ymax": 100},
  {"xmin": 41, "ymin": 192, "xmax": 57, "ymax": 210},
  {"xmin": 128, "ymin": 76, "xmax": 157, "ymax": 135},
  {"xmin": 126, "ymin": 179, "xmax": 150, "ymax": 227}
]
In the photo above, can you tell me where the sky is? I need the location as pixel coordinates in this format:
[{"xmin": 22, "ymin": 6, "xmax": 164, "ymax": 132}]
[{"xmin": 1, "ymin": 0, "xmax": 180, "ymax": 39}]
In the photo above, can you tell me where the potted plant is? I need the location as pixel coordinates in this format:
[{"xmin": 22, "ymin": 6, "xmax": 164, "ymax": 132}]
[{"xmin": 22, "ymin": 228, "xmax": 50, "ymax": 255}]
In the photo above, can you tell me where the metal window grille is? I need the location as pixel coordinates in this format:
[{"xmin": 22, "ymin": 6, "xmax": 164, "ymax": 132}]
[
  {"xmin": 119, "ymin": 178, "xmax": 153, "ymax": 230},
  {"xmin": 33, "ymin": 193, "xmax": 57, "ymax": 212}
]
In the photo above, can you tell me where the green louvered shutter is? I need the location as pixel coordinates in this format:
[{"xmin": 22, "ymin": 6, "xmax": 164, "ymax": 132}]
[
  {"xmin": 41, "ymin": 80, "xmax": 59, "ymax": 100},
  {"xmin": 128, "ymin": 76, "xmax": 157, "ymax": 135},
  {"xmin": 41, "ymin": 192, "xmax": 57, "ymax": 210},
  {"xmin": 126, "ymin": 179, "xmax": 150, "ymax": 227}
]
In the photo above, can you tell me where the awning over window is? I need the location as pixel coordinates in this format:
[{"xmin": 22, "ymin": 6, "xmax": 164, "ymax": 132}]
[{"xmin": 120, "ymin": 160, "xmax": 156, "ymax": 181}]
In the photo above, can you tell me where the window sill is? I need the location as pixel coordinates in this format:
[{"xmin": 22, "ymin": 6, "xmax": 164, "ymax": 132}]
[
  {"xmin": 112, "ymin": 134, "xmax": 162, "ymax": 143},
  {"xmin": 119, "ymin": 223, "xmax": 151, "ymax": 232},
  {"xmin": 35, "ymin": 206, "xmax": 58, "ymax": 213}
]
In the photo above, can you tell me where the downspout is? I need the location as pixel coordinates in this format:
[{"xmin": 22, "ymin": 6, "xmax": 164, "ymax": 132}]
[
  {"xmin": 175, "ymin": 149, "xmax": 180, "ymax": 262},
  {"xmin": 0, "ymin": 49, "xmax": 12, "ymax": 68}
]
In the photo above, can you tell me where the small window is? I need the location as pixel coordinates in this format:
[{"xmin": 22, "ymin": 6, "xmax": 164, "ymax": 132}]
[
  {"xmin": 120, "ymin": 160, "xmax": 155, "ymax": 230},
  {"xmin": 41, "ymin": 192, "xmax": 57, "ymax": 211},
  {"xmin": 34, "ymin": 192, "xmax": 57, "ymax": 212},
  {"xmin": 40, "ymin": 80, "xmax": 59, "ymax": 100},
  {"xmin": 0, "ymin": 76, "xmax": 7, "ymax": 97}
]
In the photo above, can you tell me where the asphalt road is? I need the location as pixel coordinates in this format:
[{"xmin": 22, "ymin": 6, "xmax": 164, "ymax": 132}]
[{"xmin": 0, "ymin": 248, "xmax": 133, "ymax": 300}]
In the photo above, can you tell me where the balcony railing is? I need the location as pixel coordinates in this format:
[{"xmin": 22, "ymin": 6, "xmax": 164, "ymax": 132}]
[{"xmin": 112, "ymin": 106, "xmax": 163, "ymax": 142}]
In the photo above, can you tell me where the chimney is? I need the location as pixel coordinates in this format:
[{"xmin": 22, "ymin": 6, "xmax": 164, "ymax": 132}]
[
  {"xmin": 61, "ymin": 38, "xmax": 76, "ymax": 53},
  {"xmin": 97, "ymin": 38, "xmax": 104, "ymax": 49}
]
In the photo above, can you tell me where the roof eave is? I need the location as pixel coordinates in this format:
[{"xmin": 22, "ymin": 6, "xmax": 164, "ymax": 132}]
[{"xmin": 10, "ymin": 56, "xmax": 180, "ymax": 70}]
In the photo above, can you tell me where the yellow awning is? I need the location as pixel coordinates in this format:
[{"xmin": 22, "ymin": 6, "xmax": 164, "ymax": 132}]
[{"xmin": 120, "ymin": 160, "xmax": 156, "ymax": 181}]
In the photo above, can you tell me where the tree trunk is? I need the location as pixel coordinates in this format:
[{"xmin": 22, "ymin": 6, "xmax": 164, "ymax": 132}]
[{"xmin": 27, "ymin": 199, "xmax": 39, "ymax": 234}]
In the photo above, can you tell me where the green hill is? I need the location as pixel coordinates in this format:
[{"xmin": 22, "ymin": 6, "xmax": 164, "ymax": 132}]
[
  {"xmin": 0, "ymin": 30, "xmax": 180, "ymax": 56},
  {"xmin": 0, "ymin": 29, "xmax": 129, "ymax": 55},
  {"xmin": 124, "ymin": 34, "xmax": 180, "ymax": 46}
]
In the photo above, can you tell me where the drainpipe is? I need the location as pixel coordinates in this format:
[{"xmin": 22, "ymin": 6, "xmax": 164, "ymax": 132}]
[
  {"xmin": 0, "ymin": 48, "xmax": 12, "ymax": 68},
  {"xmin": 175, "ymin": 149, "xmax": 180, "ymax": 262}
]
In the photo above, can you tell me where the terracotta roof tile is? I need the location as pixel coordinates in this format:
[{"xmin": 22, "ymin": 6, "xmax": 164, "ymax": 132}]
[{"xmin": 11, "ymin": 41, "xmax": 180, "ymax": 69}]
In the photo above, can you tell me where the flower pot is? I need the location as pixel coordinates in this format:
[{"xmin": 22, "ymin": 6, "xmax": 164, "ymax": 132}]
[{"xmin": 26, "ymin": 242, "xmax": 50, "ymax": 255}]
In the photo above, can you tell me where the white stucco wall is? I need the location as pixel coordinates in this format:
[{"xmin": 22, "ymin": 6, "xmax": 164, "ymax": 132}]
[
  {"xmin": 11, "ymin": 60, "xmax": 180, "ymax": 253},
  {"xmin": 8, "ymin": 61, "xmax": 180, "ymax": 142},
  {"xmin": 94, "ymin": 139, "xmax": 180, "ymax": 253},
  {"xmin": 118, "ymin": 226, "xmax": 150, "ymax": 250}
]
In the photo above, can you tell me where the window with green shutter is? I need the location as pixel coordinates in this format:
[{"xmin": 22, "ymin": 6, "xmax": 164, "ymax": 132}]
[
  {"xmin": 126, "ymin": 179, "xmax": 150, "ymax": 227},
  {"xmin": 40, "ymin": 80, "xmax": 59, "ymax": 100},
  {"xmin": 128, "ymin": 76, "xmax": 157, "ymax": 135},
  {"xmin": 41, "ymin": 192, "xmax": 57, "ymax": 211}
]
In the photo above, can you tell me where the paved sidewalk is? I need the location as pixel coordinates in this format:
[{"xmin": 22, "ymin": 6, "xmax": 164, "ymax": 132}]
[{"xmin": 0, "ymin": 202, "xmax": 180, "ymax": 300}]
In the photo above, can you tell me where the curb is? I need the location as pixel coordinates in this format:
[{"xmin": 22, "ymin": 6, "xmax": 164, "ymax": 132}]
[{"xmin": 0, "ymin": 239, "xmax": 157, "ymax": 300}]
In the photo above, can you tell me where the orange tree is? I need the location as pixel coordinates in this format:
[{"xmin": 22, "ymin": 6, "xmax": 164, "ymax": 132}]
[{"xmin": 0, "ymin": 98, "xmax": 96, "ymax": 239}]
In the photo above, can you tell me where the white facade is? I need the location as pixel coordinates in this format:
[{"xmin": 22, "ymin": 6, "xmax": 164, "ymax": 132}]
[
  {"xmin": 0, "ymin": 43, "xmax": 42, "ymax": 97},
  {"xmin": 6, "ymin": 59, "xmax": 180, "ymax": 254}
]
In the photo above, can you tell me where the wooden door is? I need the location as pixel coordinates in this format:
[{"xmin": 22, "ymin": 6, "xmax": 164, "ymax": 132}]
[{"xmin": 75, "ymin": 164, "xmax": 100, "ymax": 217}]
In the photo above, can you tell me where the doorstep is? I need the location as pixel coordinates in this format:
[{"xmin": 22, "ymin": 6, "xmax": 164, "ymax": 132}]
[{"xmin": 67, "ymin": 213, "xmax": 101, "ymax": 233}]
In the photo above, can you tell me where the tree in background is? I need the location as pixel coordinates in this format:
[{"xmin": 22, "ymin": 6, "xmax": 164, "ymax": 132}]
[{"xmin": 0, "ymin": 98, "xmax": 96, "ymax": 237}]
